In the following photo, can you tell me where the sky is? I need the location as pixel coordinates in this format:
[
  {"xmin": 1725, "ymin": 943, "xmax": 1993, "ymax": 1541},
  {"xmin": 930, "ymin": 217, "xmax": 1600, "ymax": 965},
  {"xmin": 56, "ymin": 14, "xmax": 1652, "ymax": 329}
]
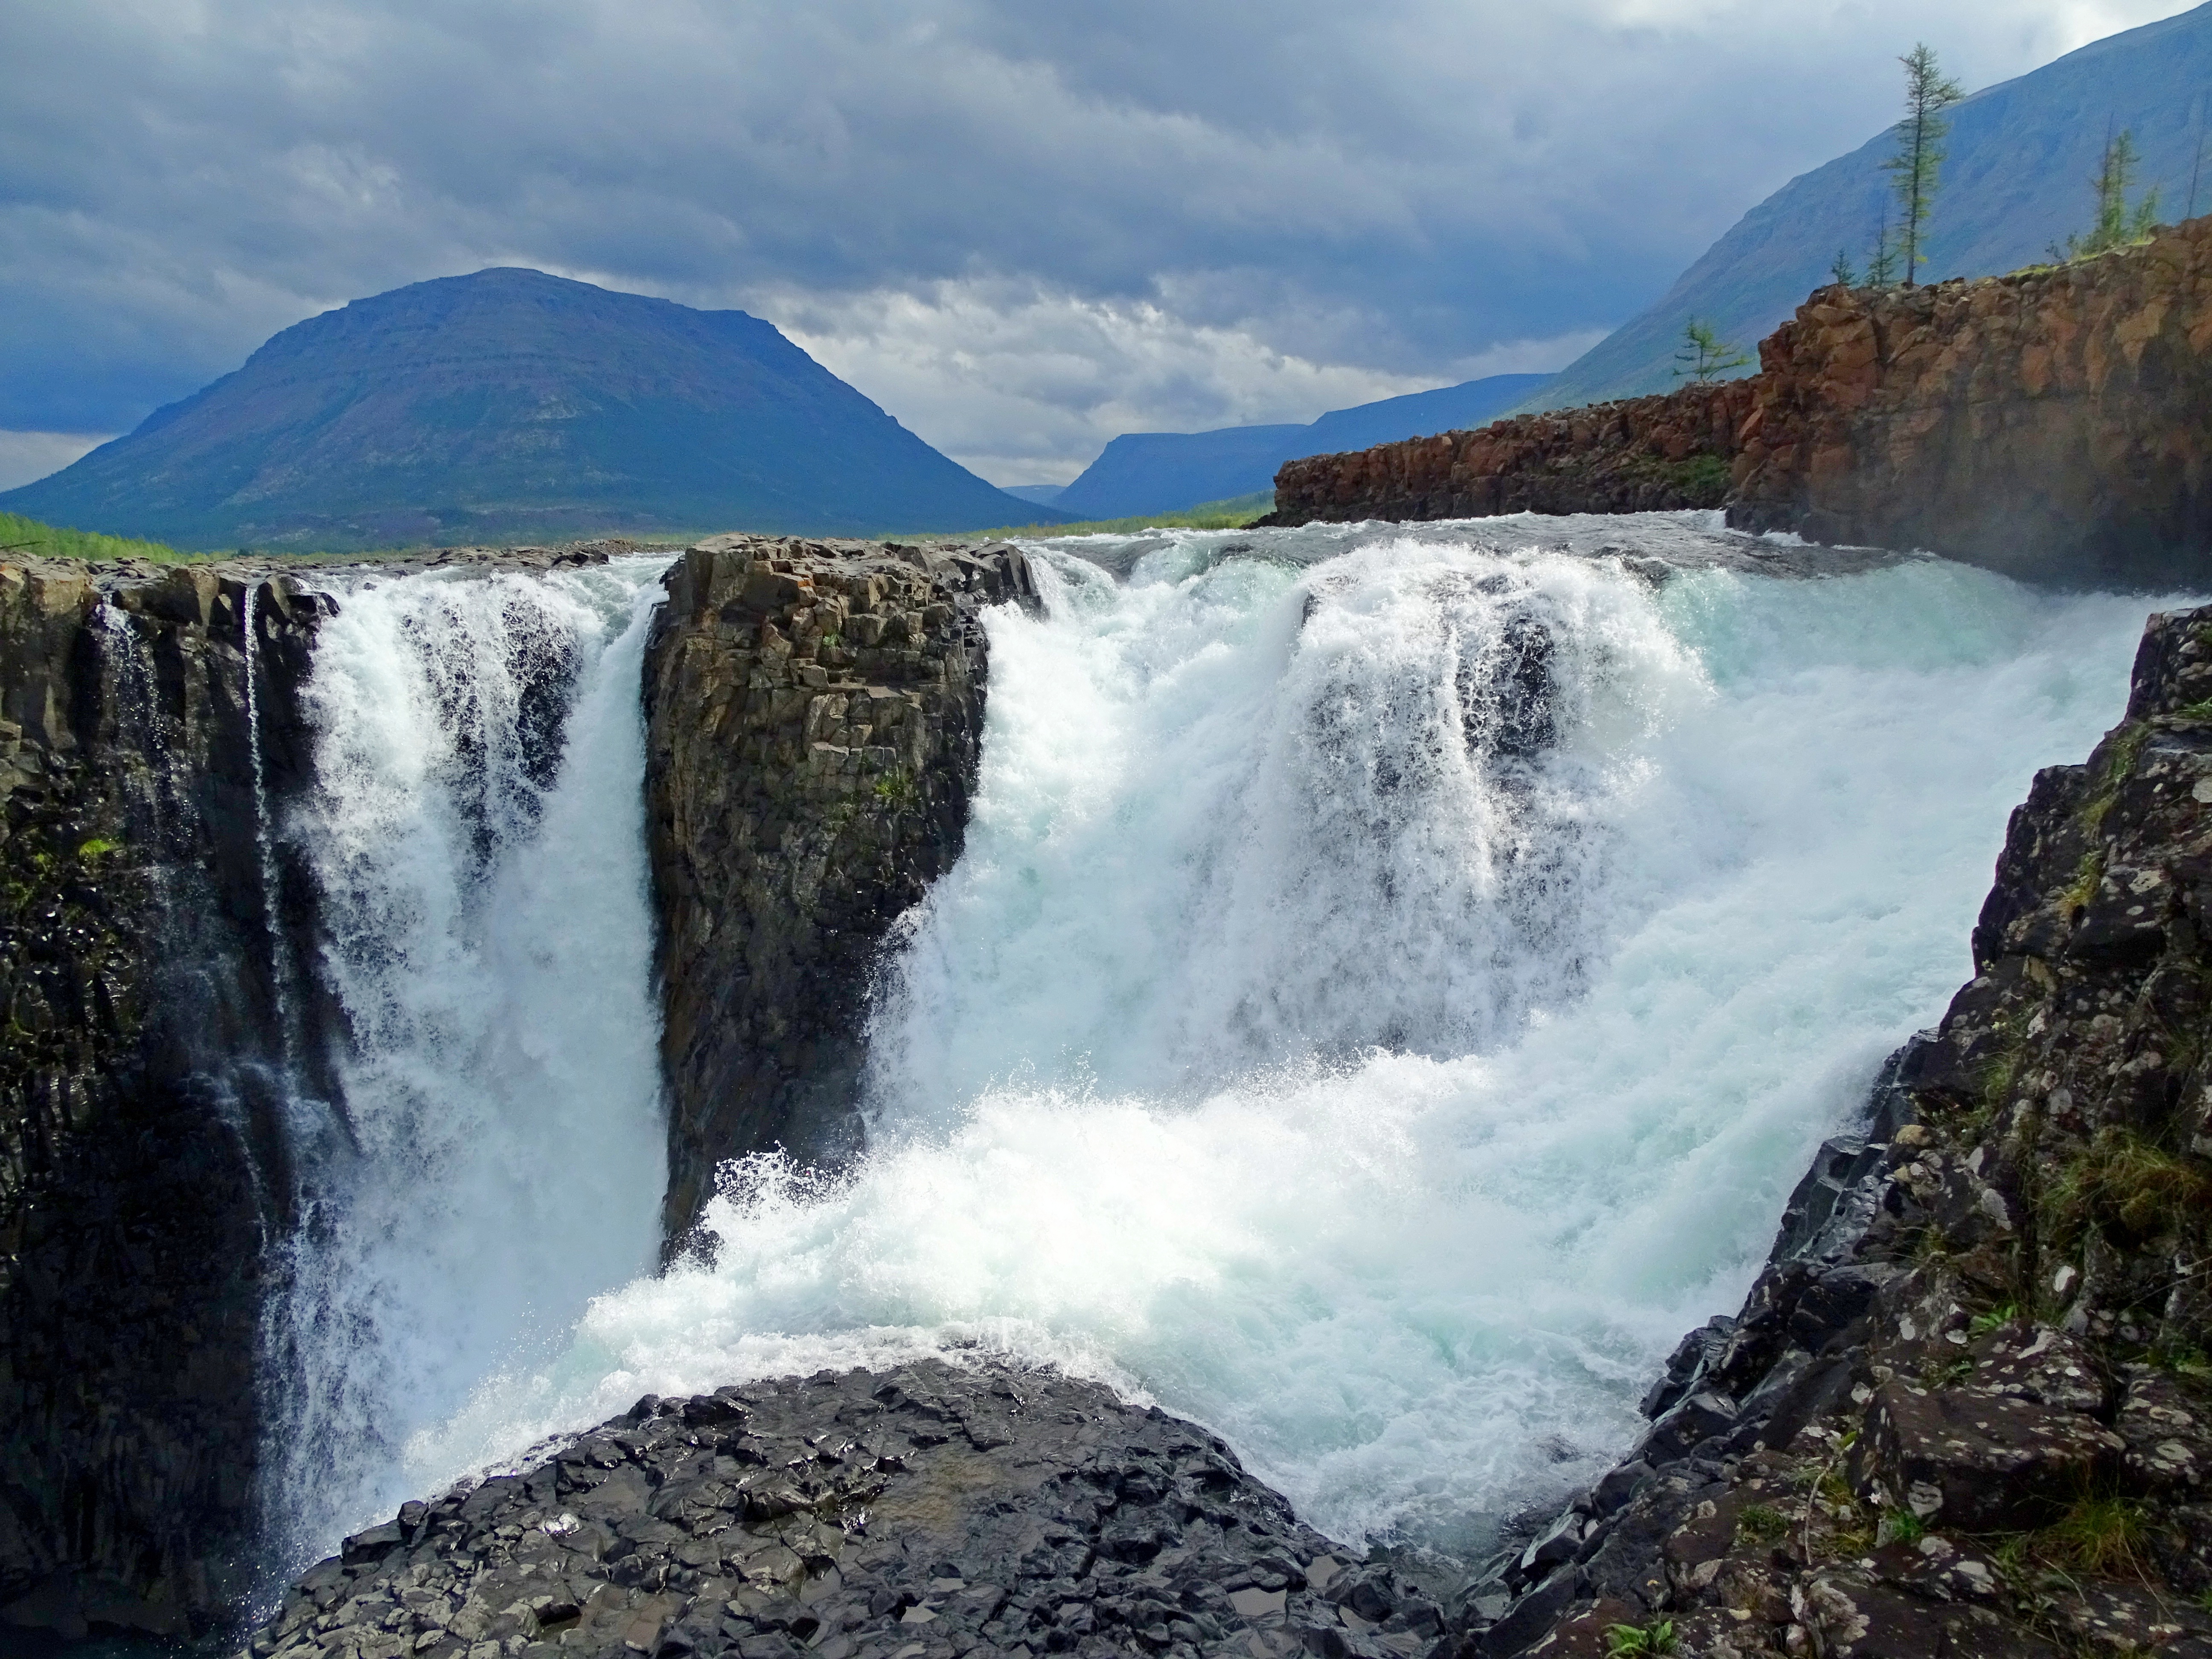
[{"xmin": 0, "ymin": 0, "xmax": 2199, "ymax": 490}]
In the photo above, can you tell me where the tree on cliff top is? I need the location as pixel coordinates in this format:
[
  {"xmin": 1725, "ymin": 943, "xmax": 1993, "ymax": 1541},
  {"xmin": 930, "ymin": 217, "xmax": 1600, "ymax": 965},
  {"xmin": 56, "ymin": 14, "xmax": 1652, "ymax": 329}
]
[
  {"xmin": 1671, "ymin": 319, "xmax": 1751, "ymax": 383},
  {"xmin": 1883, "ymin": 44, "xmax": 1965, "ymax": 285},
  {"xmin": 2051, "ymin": 127, "xmax": 2162, "ymax": 259}
]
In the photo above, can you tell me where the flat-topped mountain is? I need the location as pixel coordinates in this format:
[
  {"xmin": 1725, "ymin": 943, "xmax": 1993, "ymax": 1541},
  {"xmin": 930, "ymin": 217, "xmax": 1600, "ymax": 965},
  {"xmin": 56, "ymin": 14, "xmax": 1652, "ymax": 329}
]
[{"xmin": 0, "ymin": 268, "xmax": 1060, "ymax": 550}]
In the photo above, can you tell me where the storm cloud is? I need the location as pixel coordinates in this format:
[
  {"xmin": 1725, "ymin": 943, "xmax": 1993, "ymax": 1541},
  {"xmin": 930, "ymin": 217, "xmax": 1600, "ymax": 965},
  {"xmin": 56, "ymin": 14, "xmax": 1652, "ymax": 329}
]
[{"xmin": 0, "ymin": 0, "xmax": 2195, "ymax": 484}]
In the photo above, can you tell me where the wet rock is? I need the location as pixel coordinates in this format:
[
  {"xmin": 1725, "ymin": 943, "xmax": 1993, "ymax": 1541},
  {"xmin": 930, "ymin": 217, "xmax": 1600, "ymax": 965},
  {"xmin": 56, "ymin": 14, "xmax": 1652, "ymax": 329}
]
[
  {"xmin": 643, "ymin": 534, "xmax": 1041, "ymax": 1247},
  {"xmin": 237, "ymin": 1359, "xmax": 1415, "ymax": 1659}
]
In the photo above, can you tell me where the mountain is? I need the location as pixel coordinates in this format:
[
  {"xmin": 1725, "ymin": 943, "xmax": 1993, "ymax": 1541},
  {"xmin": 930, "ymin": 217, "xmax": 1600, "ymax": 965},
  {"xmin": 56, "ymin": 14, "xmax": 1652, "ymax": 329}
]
[
  {"xmin": 1052, "ymin": 373, "xmax": 1553, "ymax": 519},
  {"xmin": 1521, "ymin": 3, "xmax": 2212, "ymax": 413},
  {"xmin": 0, "ymin": 268, "xmax": 1068, "ymax": 550},
  {"xmin": 999, "ymin": 484, "xmax": 1069, "ymax": 508}
]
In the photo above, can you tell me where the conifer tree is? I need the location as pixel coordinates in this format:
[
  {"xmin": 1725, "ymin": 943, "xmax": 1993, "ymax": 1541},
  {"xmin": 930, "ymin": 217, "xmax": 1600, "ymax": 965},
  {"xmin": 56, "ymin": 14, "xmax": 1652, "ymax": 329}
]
[
  {"xmin": 1881, "ymin": 44, "xmax": 1965, "ymax": 285},
  {"xmin": 1671, "ymin": 319, "xmax": 1752, "ymax": 384},
  {"xmin": 1866, "ymin": 209, "xmax": 1899, "ymax": 287},
  {"xmin": 2052, "ymin": 128, "xmax": 2162, "ymax": 259},
  {"xmin": 1830, "ymin": 248, "xmax": 1858, "ymax": 286}
]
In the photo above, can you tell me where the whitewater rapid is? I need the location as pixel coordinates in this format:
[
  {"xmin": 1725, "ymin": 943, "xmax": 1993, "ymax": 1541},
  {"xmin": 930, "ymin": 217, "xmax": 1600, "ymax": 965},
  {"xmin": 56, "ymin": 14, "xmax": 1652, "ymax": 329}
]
[
  {"xmin": 262, "ymin": 558, "xmax": 673, "ymax": 1565},
  {"xmin": 273, "ymin": 522, "xmax": 2188, "ymax": 1574}
]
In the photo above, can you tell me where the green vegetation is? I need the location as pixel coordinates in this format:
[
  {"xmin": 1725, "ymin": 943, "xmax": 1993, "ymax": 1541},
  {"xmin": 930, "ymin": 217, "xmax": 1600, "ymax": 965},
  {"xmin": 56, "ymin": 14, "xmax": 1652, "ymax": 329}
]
[
  {"xmin": 1969, "ymin": 1301, "xmax": 2022, "ymax": 1336},
  {"xmin": 1670, "ymin": 320, "xmax": 1751, "ymax": 384},
  {"xmin": 0, "ymin": 510, "xmax": 189, "ymax": 563},
  {"xmin": 1883, "ymin": 44, "xmax": 1965, "ymax": 285},
  {"xmin": 905, "ymin": 492, "xmax": 1275, "ymax": 544},
  {"xmin": 1735, "ymin": 1503, "xmax": 1790, "ymax": 1547},
  {"xmin": 2051, "ymin": 128, "xmax": 2163, "ymax": 261},
  {"xmin": 75, "ymin": 837, "xmax": 122, "ymax": 862},
  {"xmin": 1876, "ymin": 1507, "xmax": 1927, "ymax": 1546},
  {"xmin": 871, "ymin": 771, "xmax": 920, "ymax": 809},
  {"xmin": 2044, "ymin": 1126, "xmax": 2212, "ymax": 1248},
  {"xmin": 1603, "ymin": 1620, "xmax": 1676, "ymax": 1658},
  {"xmin": 1866, "ymin": 209, "xmax": 1901, "ymax": 288},
  {"xmin": 2040, "ymin": 1494, "xmax": 2156, "ymax": 1579}
]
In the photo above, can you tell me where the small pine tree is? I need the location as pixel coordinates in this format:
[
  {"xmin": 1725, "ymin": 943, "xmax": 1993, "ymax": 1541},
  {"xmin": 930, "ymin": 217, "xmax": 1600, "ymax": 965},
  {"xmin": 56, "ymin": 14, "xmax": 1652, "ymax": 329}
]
[
  {"xmin": 1830, "ymin": 247, "xmax": 1858, "ymax": 286},
  {"xmin": 1672, "ymin": 319, "xmax": 1752, "ymax": 384},
  {"xmin": 2053, "ymin": 128, "xmax": 2162, "ymax": 259},
  {"xmin": 1866, "ymin": 209, "xmax": 1899, "ymax": 286},
  {"xmin": 1881, "ymin": 44, "xmax": 1965, "ymax": 285}
]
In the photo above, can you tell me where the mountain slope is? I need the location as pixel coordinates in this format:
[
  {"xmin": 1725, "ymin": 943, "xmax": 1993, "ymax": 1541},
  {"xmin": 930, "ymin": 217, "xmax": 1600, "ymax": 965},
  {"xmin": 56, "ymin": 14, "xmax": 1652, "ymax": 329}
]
[
  {"xmin": 1521, "ymin": 3, "xmax": 2212, "ymax": 413},
  {"xmin": 1054, "ymin": 373, "xmax": 1552, "ymax": 519},
  {"xmin": 0, "ymin": 268, "xmax": 1064, "ymax": 549}
]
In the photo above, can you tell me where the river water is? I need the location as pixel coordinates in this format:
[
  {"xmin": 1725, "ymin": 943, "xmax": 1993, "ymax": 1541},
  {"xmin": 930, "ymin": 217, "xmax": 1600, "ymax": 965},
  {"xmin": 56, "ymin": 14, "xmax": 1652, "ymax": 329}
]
[{"xmin": 264, "ymin": 516, "xmax": 2186, "ymax": 1576}]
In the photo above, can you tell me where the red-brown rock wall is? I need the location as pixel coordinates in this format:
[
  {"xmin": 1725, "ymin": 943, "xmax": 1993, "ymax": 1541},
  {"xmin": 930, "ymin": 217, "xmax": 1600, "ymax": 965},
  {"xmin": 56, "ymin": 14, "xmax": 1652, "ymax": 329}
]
[
  {"xmin": 1730, "ymin": 216, "xmax": 2212, "ymax": 585},
  {"xmin": 1269, "ymin": 380, "xmax": 1754, "ymax": 525}
]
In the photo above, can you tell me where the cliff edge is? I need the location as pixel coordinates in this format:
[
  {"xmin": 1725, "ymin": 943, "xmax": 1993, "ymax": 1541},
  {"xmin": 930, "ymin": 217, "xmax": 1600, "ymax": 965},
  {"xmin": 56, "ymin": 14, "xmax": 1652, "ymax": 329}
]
[{"xmin": 1273, "ymin": 216, "xmax": 2212, "ymax": 589}]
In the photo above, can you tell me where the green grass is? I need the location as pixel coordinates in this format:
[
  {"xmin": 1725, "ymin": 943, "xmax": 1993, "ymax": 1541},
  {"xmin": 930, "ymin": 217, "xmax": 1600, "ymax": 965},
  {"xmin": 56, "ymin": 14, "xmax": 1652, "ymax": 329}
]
[
  {"xmin": 903, "ymin": 492, "xmax": 1275, "ymax": 543},
  {"xmin": 0, "ymin": 510, "xmax": 193, "ymax": 563}
]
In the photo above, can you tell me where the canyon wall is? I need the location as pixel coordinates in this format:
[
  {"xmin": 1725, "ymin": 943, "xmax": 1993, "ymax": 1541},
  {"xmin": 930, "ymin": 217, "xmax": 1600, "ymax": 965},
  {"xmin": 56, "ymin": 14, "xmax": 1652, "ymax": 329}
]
[
  {"xmin": 1266, "ymin": 381, "xmax": 1751, "ymax": 526},
  {"xmin": 641, "ymin": 536, "xmax": 1039, "ymax": 1249},
  {"xmin": 1273, "ymin": 217, "xmax": 2212, "ymax": 588},
  {"xmin": 0, "ymin": 562, "xmax": 334, "ymax": 1640}
]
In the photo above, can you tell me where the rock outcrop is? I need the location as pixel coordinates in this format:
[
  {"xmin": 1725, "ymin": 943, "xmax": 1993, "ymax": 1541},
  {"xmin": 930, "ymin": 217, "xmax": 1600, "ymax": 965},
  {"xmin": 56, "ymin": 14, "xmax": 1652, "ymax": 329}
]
[
  {"xmin": 1471, "ymin": 600, "xmax": 2212, "ymax": 1655},
  {"xmin": 239, "ymin": 1359, "xmax": 1452, "ymax": 1659},
  {"xmin": 0, "ymin": 559, "xmax": 338, "ymax": 1640},
  {"xmin": 1265, "ymin": 383, "xmax": 1750, "ymax": 527},
  {"xmin": 643, "ymin": 536, "xmax": 1039, "ymax": 1247},
  {"xmin": 1272, "ymin": 217, "xmax": 2212, "ymax": 589},
  {"xmin": 1730, "ymin": 216, "xmax": 2212, "ymax": 585}
]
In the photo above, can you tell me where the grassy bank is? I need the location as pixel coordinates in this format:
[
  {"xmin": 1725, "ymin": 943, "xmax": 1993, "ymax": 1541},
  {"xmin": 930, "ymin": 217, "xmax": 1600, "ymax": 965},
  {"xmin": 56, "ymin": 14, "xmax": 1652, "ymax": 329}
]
[
  {"xmin": 0, "ymin": 511, "xmax": 192, "ymax": 563},
  {"xmin": 905, "ymin": 492, "xmax": 1274, "ymax": 543}
]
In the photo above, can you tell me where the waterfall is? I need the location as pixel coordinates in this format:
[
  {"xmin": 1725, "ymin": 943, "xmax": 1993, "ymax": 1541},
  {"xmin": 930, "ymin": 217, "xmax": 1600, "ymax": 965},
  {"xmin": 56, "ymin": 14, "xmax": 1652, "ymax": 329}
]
[
  {"xmin": 258, "ymin": 557, "xmax": 673, "ymax": 1565},
  {"xmin": 264, "ymin": 522, "xmax": 2179, "ymax": 1572}
]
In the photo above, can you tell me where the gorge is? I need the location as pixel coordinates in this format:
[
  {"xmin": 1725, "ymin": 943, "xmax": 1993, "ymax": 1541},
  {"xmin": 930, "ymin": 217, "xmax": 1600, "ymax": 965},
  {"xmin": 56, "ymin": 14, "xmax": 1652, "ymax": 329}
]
[{"xmin": 3, "ymin": 504, "xmax": 2207, "ymax": 1658}]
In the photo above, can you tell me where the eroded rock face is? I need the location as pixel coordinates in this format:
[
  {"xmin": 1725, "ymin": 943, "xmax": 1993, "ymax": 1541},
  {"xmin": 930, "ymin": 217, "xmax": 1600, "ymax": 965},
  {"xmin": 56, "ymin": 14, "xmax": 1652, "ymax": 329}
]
[
  {"xmin": 0, "ymin": 558, "xmax": 338, "ymax": 1640},
  {"xmin": 1271, "ymin": 218, "xmax": 2212, "ymax": 588},
  {"xmin": 1732, "ymin": 217, "xmax": 2212, "ymax": 584},
  {"xmin": 1267, "ymin": 383, "xmax": 1750, "ymax": 527},
  {"xmin": 643, "ymin": 536, "xmax": 1039, "ymax": 1246},
  {"xmin": 1469, "ymin": 601, "xmax": 2212, "ymax": 1655},
  {"xmin": 240, "ymin": 1359, "xmax": 1448, "ymax": 1659}
]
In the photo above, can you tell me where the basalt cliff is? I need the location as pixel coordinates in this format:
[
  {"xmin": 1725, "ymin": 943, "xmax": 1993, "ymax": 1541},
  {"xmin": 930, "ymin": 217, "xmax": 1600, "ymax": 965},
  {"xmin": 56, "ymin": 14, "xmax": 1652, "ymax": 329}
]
[{"xmin": 1270, "ymin": 215, "xmax": 2212, "ymax": 588}]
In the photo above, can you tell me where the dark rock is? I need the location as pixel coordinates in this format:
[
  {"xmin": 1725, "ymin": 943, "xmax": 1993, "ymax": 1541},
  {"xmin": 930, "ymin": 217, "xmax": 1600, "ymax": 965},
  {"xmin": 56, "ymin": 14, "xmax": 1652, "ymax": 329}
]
[
  {"xmin": 642, "ymin": 535, "xmax": 1042, "ymax": 1248},
  {"xmin": 237, "ymin": 1360, "xmax": 1405, "ymax": 1659}
]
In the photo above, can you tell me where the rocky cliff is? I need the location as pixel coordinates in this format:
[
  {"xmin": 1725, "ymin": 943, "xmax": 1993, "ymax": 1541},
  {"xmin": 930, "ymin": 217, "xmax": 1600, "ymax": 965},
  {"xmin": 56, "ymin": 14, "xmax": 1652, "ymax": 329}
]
[
  {"xmin": 0, "ymin": 559, "xmax": 335, "ymax": 1640},
  {"xmin": 642, "ymin": 536, "xmax": 1039, "ymax": 1248},
  {"xmin": 1466, "ymin": 600, "xmax": 2212, "ymax": 1656},
  {"xmin": 1265, "ymin": 383, "xmax": 1751, "ymax": 527},
  {"xmin": 1731, "ymin": 216, "xmax": 2212, "ymax": 585},
  {"xmin": 1272, "ymin": 218, "xmax": 2212, "ymax": 589}
]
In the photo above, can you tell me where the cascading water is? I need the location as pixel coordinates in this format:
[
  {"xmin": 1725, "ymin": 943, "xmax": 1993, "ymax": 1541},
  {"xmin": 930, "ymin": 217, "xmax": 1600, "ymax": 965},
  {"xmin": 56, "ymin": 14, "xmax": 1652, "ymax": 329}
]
[
  {"xmin": 258, "ymin": 557, "xmax": 674, "ymax": 1568},
  {"xmin": 273, "ymin": 518, "xmax": 2191, "ymax": 1577}
]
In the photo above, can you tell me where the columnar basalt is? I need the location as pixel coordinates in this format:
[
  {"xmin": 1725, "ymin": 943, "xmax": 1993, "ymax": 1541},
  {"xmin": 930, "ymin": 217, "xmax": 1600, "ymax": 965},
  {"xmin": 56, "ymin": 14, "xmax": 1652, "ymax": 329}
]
[
  {"xmin": 642, "ymin": 536, "xmax": 1040, "ymax": 1248},
  {"xmin": 1471, "ymin": 601, "xmax": 2212, "ymax": 1656},
  {"xmin": 0, "ymin": 559, "xmax": 337, "ymax": 1641}
]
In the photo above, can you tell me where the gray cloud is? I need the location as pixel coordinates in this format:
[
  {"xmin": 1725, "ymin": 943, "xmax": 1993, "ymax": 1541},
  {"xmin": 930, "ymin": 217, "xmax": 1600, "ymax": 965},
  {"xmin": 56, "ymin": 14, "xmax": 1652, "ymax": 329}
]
[{"xmin": 0, "ymin": 0, "xmax": 2195, "ymax": 480}]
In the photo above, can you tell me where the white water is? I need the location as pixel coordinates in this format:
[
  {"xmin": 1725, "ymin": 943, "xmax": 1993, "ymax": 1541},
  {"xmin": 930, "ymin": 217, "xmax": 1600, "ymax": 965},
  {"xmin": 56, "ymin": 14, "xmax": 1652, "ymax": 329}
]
[
  {"xmin": 297, "ymin": 524, "xmax": 2186, "ymax": 1566},
  {"xmin": 263, "ymin": 557, "xmax": 673, "ymax": 1563}
]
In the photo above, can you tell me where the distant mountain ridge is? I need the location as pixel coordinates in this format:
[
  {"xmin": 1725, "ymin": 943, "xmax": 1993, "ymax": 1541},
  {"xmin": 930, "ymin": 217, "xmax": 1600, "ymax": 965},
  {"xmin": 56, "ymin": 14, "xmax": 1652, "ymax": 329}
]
[
  {"xmin": 1, "ymin": 268, "xmax": 1066, "ymax": 550},
  {"xmin": 1523, "ymin": 2, "xmax": 2212, "ymax": 413},
  {"xmin": 1052, "ymin": 373, "xmax": 1553, "ymax": 519}
]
